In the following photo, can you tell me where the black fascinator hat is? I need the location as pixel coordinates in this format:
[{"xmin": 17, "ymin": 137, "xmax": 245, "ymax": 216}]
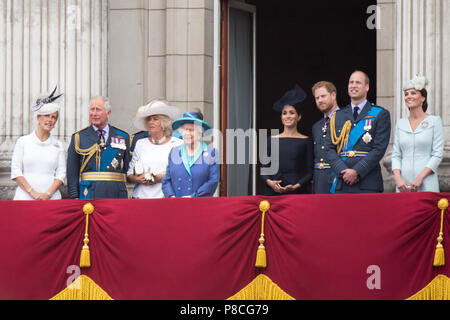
[{"xmin": 272, "ymin": 84, "xmax": 307, "ymax": 112}]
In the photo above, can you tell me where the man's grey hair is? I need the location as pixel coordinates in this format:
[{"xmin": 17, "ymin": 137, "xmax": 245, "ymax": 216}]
[{"xmin": 91, "ymin": 96, "xmax": 111, "ymax": 111}]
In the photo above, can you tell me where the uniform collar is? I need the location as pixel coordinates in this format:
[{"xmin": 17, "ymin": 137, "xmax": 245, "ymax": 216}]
[{"xmin": 325, "ymin": 106, "xmax": 340, "ymax": 119}]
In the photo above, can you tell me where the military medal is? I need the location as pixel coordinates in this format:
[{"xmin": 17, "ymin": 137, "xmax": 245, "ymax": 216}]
[
  {"xmin": 362, "ymin": 132, "xmax": 372, "ymax": 144},
  {"xmin": 111, "ymin": 158, "xmax": 119, "ymax": 169},
  {"xmin": 364, "ymin": 119, "xmax": 372, "ymax": 131},
  {"xmin": 111, "ymin": 137, "xmax": 126, "ymax": 150},
  {"xmin": 362, "ymin": 119, "xmax": 373, "ymax": 144},
  {"xmin": 99, "ymin": 137, "xmax": 106, "ymax": 148}
]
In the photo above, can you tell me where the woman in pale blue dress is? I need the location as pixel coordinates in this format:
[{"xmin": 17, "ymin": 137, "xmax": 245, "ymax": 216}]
[{"xmin": 392, "ymin": 75, "xmax": 444, "ymax": 192}]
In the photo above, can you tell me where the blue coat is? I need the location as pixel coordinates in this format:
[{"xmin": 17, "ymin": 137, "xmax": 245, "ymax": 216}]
[
  {"xmin": 391, "ymin": 115, "xmax": 444, "ymax": 192},
  {"xmin": 325, "ymin": 102, "xmax": 391, "ymax": 193},
  {"xmin": 162, "ymin": 144, "xmax": 220, "ymax": 197}
]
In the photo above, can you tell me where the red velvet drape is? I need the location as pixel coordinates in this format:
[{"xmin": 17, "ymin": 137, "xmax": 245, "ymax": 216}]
[{"xmin": 0, "ymin": 192, "xmax": 448, "ymax": 300}]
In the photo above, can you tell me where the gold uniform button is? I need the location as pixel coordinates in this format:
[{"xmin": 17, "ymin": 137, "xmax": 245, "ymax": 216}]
[{"xmin": 321, "ymin": 146, "xmax": 325, "ymax": 150}]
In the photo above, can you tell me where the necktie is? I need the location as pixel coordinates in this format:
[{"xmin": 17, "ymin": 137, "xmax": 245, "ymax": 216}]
[
  {"xmin": 97, "ymin": 129, "xmax": 106, "ymax": 147},
  {"xmin": 353, "ymin": 106, "xmax": 359, "ymax": 121},
  {"xmin": 325, "ymin": 116, "xmax": 330, "ymax": 125}
]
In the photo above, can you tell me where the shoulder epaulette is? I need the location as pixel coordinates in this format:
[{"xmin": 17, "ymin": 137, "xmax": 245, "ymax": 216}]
[
  {"xmin": 72, "ymin": 126, "xmax": 90, "ymax": 135},
  {"xmin": 131, "ymin": 130, "xmax": 145, "ymax": 138},
  {"xmin": 111, "ymin": 126, "xmax": 129, "ymax": 137}
]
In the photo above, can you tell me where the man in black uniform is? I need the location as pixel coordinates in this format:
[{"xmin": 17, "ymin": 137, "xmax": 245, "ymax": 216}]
[
  {"xmin": 67, "ymin": 96, "xmax": 130, "ymax": 199},
  {"xmin": 311, "ymin": 81, "xmax": 340, "ymax": 194}
]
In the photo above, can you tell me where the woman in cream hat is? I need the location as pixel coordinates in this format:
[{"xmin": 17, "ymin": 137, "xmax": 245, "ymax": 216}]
[
  {"xmin": 11, "ymin": 87, "xmax": 66, "ymax": 200},
  {"xmin": 391, "ymin": 75, "xmax": 444, "ymax": 192},
  {"xmin": 127, "ymin": 98, "xmax": 183, "ymax": 198}
]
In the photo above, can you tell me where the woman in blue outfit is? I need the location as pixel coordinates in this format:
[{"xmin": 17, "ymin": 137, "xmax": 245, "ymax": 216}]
[
  {"xmin": 391, "ymin": 75, "xmax": 444, "ymax": 192},
  {"xmin": 260, "ymin": 84, "xmax": 314, "ymax": 196},
  {"xmin": 162, "ymin": 112, "xmax": 219, "ymax": 198}
]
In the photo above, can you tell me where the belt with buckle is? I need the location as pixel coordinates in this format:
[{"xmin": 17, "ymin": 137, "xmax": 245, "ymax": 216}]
[
  {"xmin": 339, "ymin": 151, "xmax": 369, "ymax": 158},
  {"xmin": 81, "ymin": 172, "xmax": 127, "ymax": 183},
  {"xmin": 314, "ymin": 162, "xmax": 331, "ymax": 170}
]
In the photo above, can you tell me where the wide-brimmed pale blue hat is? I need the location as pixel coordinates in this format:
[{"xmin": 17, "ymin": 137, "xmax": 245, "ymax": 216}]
[{"xmin": 172, "ymin": 112, "xmax": 212, "ymax": 134}]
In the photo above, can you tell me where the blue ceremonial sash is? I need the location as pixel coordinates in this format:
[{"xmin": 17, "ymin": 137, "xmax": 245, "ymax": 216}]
[{"xmin": 330, "ymin": 106, "xmax": 383, "ymax": 194}]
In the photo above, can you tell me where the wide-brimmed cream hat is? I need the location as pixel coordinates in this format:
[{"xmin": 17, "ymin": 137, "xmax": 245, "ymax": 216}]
[{"xmin": 133, "ymin": 100, "xmax": 182, "ymax": 131}]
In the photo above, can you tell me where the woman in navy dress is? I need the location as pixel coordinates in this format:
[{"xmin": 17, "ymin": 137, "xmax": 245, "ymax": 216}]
[{"xmin": 261, "ymin": 84, "xmax": 313, "ymax": 196}]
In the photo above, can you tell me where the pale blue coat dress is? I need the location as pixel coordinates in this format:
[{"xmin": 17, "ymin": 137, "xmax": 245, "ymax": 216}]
[{"xmin": 391, "ymin": 115, "xmax": 444, "ymax": 192}]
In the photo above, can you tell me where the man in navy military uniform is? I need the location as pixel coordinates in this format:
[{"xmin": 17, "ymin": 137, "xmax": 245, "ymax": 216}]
[
  {"xmin": 325, "ymin": 71, "xmax": 391, "ymax": 193},
  {"xmin": 67, "ymin": 96, "xmax": 131, "ymax": 199},
  {"xmin": 311, "ymin": 81, "xmax": 340, "ymax": 194}
]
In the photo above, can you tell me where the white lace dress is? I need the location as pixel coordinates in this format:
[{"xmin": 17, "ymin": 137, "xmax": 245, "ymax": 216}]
[{"xmin": 11, "ymin": 132, "xmax": 66, "ymax": 200}]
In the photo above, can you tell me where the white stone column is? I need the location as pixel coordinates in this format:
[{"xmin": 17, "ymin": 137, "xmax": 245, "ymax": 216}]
[
  {"xmin": 0, "ymin": 0, "xmax": 108, "ymax": 198},
  {"xmin": 0, "ymin": 0, "xmax": 108, "ymax": 150},
  {"xmin": 108, "ymin": 0, "xmax": 214, "ymax": 133},
  {"xmin": 166, "ymin": 0, "xmax": 214, "ymax": 123},
  {"xmin": 379, "ymin": 0, "xmax": 450, "ymax": 191}
]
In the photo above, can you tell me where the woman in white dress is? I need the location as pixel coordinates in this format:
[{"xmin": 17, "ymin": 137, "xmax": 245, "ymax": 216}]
[
  {"xmin": 127, "ymin": 99, "xmax": 183, "ymax": 198},
  {"xmin": 11, "ymin": 88, "xmax": 66, "ymax": 200},
  {"xmin": 392, "ymin": 75, "xmax": 444, "ymax": 192}
]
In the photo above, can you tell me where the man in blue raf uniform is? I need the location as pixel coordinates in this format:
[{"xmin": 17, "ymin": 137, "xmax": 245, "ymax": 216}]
[
  {"xmin": 311, "ymin": 81, "xmax": 340, "ymax": 194},
  {"xmin": 67, "ymin": 96, "xmax": 131, "ymax": 199},
  {"xmin": 326, "ymin": 71, "xmax": 391, "ymax": 193}
]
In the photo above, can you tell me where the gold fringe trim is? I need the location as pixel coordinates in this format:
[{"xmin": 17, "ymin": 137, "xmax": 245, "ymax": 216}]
[
  {"xmin": 50, "ymin": 275, "xmax": 114, "ymax": 300},
  {"xmin": 407, "ymin": 275, "xmax": 450, "ymax": 300},
  {"xmin": 227, "ymin": 274, "xmax": 295, "ymax": 300}
]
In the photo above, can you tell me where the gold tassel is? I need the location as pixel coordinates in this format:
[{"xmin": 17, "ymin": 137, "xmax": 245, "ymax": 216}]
[
  {"xmin": 433, "ymin": 198, "xmax": 449, "ymax": 267},
  {"xmin": 255, "ymin": 201, "xmax": 270, "ymax": 268},
  {"xmin": 80, "ymin": 203, "xmax": 95, "ymax": 268}
]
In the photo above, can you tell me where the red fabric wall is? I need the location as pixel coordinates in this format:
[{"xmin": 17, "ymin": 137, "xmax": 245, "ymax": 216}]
[{"xmin": 0, "ymin": 192, "xmax": 448, "ymax": 300}]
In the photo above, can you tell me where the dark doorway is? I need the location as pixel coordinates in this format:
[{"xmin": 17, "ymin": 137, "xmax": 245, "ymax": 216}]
[{"xmin": 245, "ymin": 0, "xmax": 377, "ymax": 195}]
